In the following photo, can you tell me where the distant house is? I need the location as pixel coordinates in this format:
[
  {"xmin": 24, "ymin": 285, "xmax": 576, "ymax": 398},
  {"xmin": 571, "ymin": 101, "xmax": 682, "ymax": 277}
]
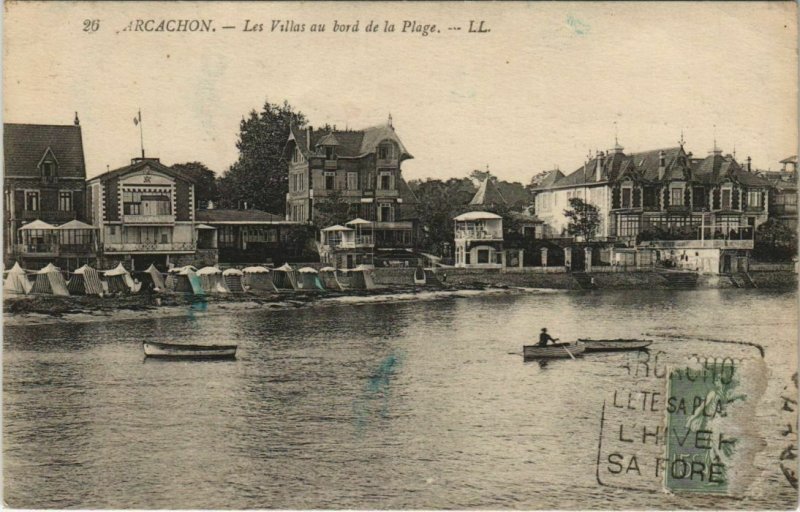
[
  {"xmin": 469, "ymin": 178, "xmax": 507, "ymax": 209},
  {"xmin": 453, "ymin": 211, "xmax": 505, "ymax": 268},
  {"xmin": 3, "ymin": 116, "xmax": 97, "ymax": 269},
  {"xmin": 87, "ymin": 157, "xmax": 213, "ymax": 270},
  {"xmin": 534, "ymin": 141, "xmax": 772, "ymax": 244},
  {"xmin": 196, "ymin": 207, "xmax": 303, "ymax": 265},
  {"xmin": 283, "ymin": 116, "xmax": 419, "ymax": 253},
  {"xmin": 760, "ymin": 156, "xmax": 797, "ymax": 231}
]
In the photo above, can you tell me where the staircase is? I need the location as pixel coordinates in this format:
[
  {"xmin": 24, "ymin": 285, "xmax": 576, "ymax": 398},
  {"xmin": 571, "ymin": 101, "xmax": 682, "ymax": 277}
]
[
  {"xmin": 572, "ymin": 272, "xmax": 595, "ymax": 290},
  {"xmin": 661, "ymin": 271, "xmax": 698, "ymax": 289},
  {"xmin": 729, "ymin": 273, "xmax": 757, "ymax": 289}
]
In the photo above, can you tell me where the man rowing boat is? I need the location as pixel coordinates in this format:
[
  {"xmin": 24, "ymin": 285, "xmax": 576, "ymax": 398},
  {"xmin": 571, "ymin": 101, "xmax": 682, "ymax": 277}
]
[{"xmin": 538, "ymin": 328, "xmax": 558, "ymax": 347}]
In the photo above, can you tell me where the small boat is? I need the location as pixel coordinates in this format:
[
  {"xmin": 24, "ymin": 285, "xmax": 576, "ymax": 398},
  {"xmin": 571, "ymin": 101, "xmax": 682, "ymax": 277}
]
[
  {"xmin": 143, "ymin": 341, "xmax": 237, "ymax": 359},
  {"xmin": 523, "ymin": 342, "xmax": 585, "ymax": 360},
  {"xmin": 578, "ymin": 338, "xmax": 653, "ymax": 352}
]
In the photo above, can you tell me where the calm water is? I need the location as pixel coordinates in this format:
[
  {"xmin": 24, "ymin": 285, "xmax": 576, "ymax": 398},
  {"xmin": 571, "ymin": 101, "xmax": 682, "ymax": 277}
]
[{"xmin": 4, "ymin": 289, "xmax": 798, "ymax": 509}]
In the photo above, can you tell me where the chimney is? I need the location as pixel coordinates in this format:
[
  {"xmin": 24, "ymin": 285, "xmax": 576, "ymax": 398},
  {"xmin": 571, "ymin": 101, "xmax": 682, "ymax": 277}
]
[
  {"xmin": 306, "ymin": 126, "xmax": 312, "ymax": 151},
  {"xmin": 388, "ymin": 113, "xmax": 393, "ymax": 129},
  {"xmin": 74, "ymin": 112, "xmax": 80, "ymax": 126},
  {"xmin": 746, "ymin": 156, "xmax": 752, "ymax": 172},
  {"xmin": 658, "ymin": 150, "xmax": 666, "ymax": 180},
  {"xmin": 595, "ymin": 151, "xmax": 605, "ymax": 182}
]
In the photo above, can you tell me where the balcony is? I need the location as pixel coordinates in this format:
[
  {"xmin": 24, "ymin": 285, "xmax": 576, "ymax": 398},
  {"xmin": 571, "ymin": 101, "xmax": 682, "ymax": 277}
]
[
  {"xmin": 376, "ymin": 158, "xmax": 398, "ymax": 167},
  {"xmin": 19, "ymin": 210, "xmax": 76, "ymax": 222},
  {"xmin": 455, "ymin": 230, "xmax": 503, "ymax": 241},
  {"xmin": 375, "ymin": 188, "xmax": 399, "ymax": 198},
  {"xmin": 641, "ymin": 239, "xmax": 754, "ymax": 250},
  {"xmin": 666, "ymin": 205, "xmax": 690, "ymax": 213},
  {"xmin": 15, "ymin": 243, "xmax": 95, "ymax": 257},
  {"xmin": 121, "ymin": 214, "xmax": 175, "ymax": 225},
  {"xmin": 324, "ymin": 159, "xmax": 338, "ymax": 170},
  {"xmin": 103, "ymin": 242, "xmax": 195, "ymax": 253}
]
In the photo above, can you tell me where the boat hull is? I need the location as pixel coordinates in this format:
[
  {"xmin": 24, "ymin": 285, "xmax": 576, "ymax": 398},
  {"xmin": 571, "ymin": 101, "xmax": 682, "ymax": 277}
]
[
  {"xmin": 143, "ymin": 341, "xmax": 237, "ymax": 359},
  {"xmin": 523, "ymin": 343, "xmax": 585, "ymax": 359},
  {"xmin": 578, "ymin": 339, "xmax": 652, "ymax": 352}
]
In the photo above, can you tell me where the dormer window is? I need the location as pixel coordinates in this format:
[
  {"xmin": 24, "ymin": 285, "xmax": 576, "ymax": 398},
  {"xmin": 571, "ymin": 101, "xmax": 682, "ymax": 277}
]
[
  {"xmin": 378, "ymin": 143, "xmax": 393, "ymax": 160},
  {"xmin": 325, "ymin": 146, "xmax": 336, "ymax": 159},
  {"xmin": 42, "ymin": 161, "xmax": 56, "ymax": 177},
  {"xmin": 38, "ymin": 147, "xmax": 59, "ymax": 180}
]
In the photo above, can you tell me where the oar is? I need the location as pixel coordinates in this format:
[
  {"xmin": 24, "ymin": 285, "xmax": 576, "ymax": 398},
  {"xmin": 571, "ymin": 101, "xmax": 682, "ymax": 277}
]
[{"xmin": 561, "ymin": 343, "xmax": 576, "ymax": 360}]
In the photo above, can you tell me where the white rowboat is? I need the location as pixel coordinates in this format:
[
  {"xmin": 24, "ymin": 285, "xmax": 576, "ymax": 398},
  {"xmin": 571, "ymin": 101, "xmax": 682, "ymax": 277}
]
[{"xmin": 143, "ymin": 341, "xmax": 237, "ymax": 359}]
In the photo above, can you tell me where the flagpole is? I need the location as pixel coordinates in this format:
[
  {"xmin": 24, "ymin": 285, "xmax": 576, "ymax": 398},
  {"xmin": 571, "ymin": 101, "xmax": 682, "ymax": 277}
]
[{"xmin": 138, "ymin": 109, "xmax": 145, "ymax": 158}]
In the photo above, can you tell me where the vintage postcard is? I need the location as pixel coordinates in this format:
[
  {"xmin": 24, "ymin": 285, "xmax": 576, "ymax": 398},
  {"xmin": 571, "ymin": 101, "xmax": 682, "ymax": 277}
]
[{"xmin": 2, "ymin": 1, "xmax": 798, "ymax": 509}]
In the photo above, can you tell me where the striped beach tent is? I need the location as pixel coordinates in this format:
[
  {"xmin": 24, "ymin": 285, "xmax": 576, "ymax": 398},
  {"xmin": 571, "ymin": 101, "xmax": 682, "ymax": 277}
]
[
  {"xmin": 67, "ymin": 264, "xmax": 104, "ymax": 296},
  {"xmin": 272, "ymin": 263, "xmax": 298, "ymax": 290},
  {"xmin": 222, "ymin": 268, "xmax": 245, "ymax": 292},
  {"xmin": 297, "ymin": 267, "xmax": 325, "ymax": 291},
  {"xmin": 197, "ymin": 266, "xmax": 230, "ymax": 293},
  {"xmin": 319, "ymin": 267, "xmax": 343, "ymax": 291},
  {"xmin": 3, "ymin": 262, "xmax": 32, "ymax": 295},
  {"xmin": 136, "ymin": 264, "xmax": 166, "ymax": 292},
  {"xmin": 242, "ymin": 266, "xmax": 277, "ymax": 292},
  {"xmin": 104, "ymin": 263, "xmax": 139, "ymax": 294},
  {"xmin": 348, "ymin": 264, "xmax": 377, "ymax": 290},
  {"xmin": 31, "ymin": 263, "xmax": 70, "ymax": 296}
]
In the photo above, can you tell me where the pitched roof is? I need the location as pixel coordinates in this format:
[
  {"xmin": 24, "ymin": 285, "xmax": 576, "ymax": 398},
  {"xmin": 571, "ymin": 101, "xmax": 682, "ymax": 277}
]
[
  {"xmin": 88, "ymin": 158, "xmax": 196, "ymax": 184},
  {"xmin": 690, "ymin": 153, "xmax": 771, "ymax": 187},
  {"xmin": 196, "ymin": 208, "xmax": 287, "ymax": 223},
  {"xmin": 533, "ymin": 170, "xmax": 565, "ymax": 189},
  {"xmin": 397, "ymin": 176, "xmax": 419, "ymax": 204},
  {"xmin": 4, "ymin": 123, "xmax": 86, "ymax": 178},
  {"xmin": 780, "ymin": 155, "xmax": 797, "ymax": 164},
  {"xmin": 470, "ymin": 179, "xmax": 507, "ymax": 206},
  {"xmin": 496, "ymin": 181, "xmax": 531, "ymax": 206},
  {"xmin": 287, "ymin": 121, "xmax": 413, "ymax": 160}
]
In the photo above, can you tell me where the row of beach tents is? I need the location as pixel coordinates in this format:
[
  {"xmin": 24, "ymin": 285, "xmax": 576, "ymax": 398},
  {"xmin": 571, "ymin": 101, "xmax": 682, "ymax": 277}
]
[{"xmin": 3, "ymin": 262, "xmax": 377, "ymax": 297}]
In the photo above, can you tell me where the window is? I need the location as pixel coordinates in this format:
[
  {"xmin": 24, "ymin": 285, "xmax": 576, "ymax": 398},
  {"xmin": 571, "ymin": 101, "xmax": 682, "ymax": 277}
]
[
  {"xmin": 347, "ymin": 172, "xmax": 359, "ymax": 191},
  {"xmin": 378, "ymin": 203, "xmax": 393, "ymax": 222},
  {"xmin": 123, "ymin": 189, "xmax": 171, "ymax": 216},
  {"xmin": 378, "ymin": 171, "xmax": 393, "ymax": 190},
  {"xmin": 378, "ymin": 143, "xmax": 393, "ymax": 160},
  {"xmin": 621, "ymin": 187, "xmax": 632, "ymax": 208},
  {"xmin": 477, "ymin": 249, "xmax": 490, "ymax": 264},
  {"xmin": 292, "ymin": 147, "xmax": 303, "ymax": 163},
  {"xmin": 25, "ymin": 191, "xmax": 39, "ymax": 211},
  {"xmin": 324, "ymin": 172, "xmax": 335, "ymax": 190},
  {"xmin": 160, "ymin": 233, "xmax": 169, "ymax": 244},
  {"xmin": 671, "ymin": 187, "xmax": 683, "ymax": 207},
  {"xmin": 747, "ymin": 190, "xmax": 762, "ymax": 208},
  {"xmin": 721, "ymin": 188, "xmax": 732, "ymax": 209},
  {"xmin": 325, "ymin": 146, "xmax": 336, "ymax": 159},
  {"xmin": 42, "ymin": 161, "xmax": 56, "ymax": 177},
  {"xmin": 58, "ymin": 191, "xmax": 73, "ymax": 211},
  {"xmin": 618, "ymin": 215, "xmax": 640, "ymax": 237},
  {"xmin": 109, "ymin": 225, "xmax": 116, "ymax": 235},
  {"xmin": 692, "ymin": 187, "xmax": 706, "ymax": 209}
]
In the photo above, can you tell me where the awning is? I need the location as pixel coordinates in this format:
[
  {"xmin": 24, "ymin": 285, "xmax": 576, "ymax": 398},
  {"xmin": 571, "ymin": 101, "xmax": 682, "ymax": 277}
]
[
  {"xmin": 57, "ymin": 219, "xmax": 97, "ymax": 230},
  {"xmin": 195, "ymin": 223, "xmax": 217, "ymax": 230},
  {"xmin": 19, "ymin": 220, "xmax": 56, "ymax": 231},
  {"xmin": 321, "ymin": 225, "xmax": 353, "ymax": 232}
]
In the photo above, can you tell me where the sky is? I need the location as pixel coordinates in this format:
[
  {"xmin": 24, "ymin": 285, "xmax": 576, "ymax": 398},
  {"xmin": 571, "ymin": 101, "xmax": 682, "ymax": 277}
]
[{"xmin": 4, "ymin": 2, "xmax": 797, "ymax": 183}]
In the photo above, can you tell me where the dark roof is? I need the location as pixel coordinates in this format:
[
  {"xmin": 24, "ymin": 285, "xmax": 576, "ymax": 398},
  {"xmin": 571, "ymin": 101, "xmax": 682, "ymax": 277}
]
[
  {"xmin": 542, "ymin": 145, "xmax": 772, "ymax": 189},
  {"xmin": 4, "ymin": 123, "xmax": 86, "ymax": 178},
  {"xmin": 533, "ymin": 170, "xmax": 565, "ymax": 189},
  {"xmin": 196, "ymin": 208, "xmax": 287, "ymax": 223},
  {"xmin": 470, "ymin": 179, "xmax": 507, "ymax": 206},
  {"xmin": 287, "ymin": 122, "xmax": 413, "ymax": 160},
  {"xmin": 397, "ymin": 176, "xmax": 419, "ymax": 204},
  {"xmin": 87, "ymin": 158, "xmax": 197, "ymax": 184},
  {"xmin": 496, "ymin": 181, "xmax": 531, "ymax": 206}
]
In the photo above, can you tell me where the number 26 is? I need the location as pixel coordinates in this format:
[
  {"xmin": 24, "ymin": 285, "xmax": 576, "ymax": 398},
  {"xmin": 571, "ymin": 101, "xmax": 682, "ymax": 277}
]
[{"xmin": 83, "ymin": 19, "xmax": 100, "ymax": 32}]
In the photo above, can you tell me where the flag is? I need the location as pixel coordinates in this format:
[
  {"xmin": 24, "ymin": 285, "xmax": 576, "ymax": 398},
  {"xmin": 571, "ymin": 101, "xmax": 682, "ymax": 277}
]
[{"xmin": 133, "ymin": 110, "xmax": 141, "ymax": 126}]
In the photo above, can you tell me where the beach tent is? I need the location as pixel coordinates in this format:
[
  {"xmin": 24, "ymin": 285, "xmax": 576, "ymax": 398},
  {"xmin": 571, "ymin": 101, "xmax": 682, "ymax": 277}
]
[
  {"xmin": 3, "ymin": 262, "xmax": 32, "ymax": 295},
  {"xmin": 30, "ymin": 263, "xmax": 70, "ymax": 296},
  {"xmin": 319, "ymin": 267, "xmax": 343, "ymax": 291},
  {"xmin": 348, "ymin": 264, "xmax": 377, "ymax": 290},
  {"xmin": 222, "ymin": 268, "xmax": 246, "ymax": 292},
  {"xmin": 135, "ymin": 264, "xmax": 166, "ymax": 292},
  {"xmin": 242, "ymin": 266, "xmax": 277, "ymax": 292},
  {"xmin": 67, "ymin": 264, "xmax": 104, "ymax": 296},
  {"xmin": 272, "ymin": 263, "xmax": 298, "ymax": 290},
  {"xmin": 166, "ymin": 266, "xmax": 202, "ymax": 294},
  {"xmin": 104, "ymin": 263, "xmax": 140, "ymax": 294},
  {"xmin": 297, "ymin": 267, "xmax": 326, "ymax": 291},
  {"xmin": 197, "ymin": 266, "xmax": 230, "ymax": 293}
]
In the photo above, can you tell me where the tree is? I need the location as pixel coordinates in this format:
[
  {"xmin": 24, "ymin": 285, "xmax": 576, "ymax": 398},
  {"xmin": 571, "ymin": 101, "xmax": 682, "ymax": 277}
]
[
  {"xmin": 218, "ymin": 100, "xmax": 307, "ymax": 213},
  {"xmin": 313, "ymin": 190, "xmax": 356, "ymax": 230},
  {"xmin": 172, "ymin": 162, "xmax": 219, "ymax": 207},
  {"xmin": 413, "ymin": 179, "xmax": 473, "ymax": 255},
  {"xmin": 564, "ymin": 197, "xmax": 601, "ymax": 240},
  {"xmin": 754, "ymin": 218, "xmax": 797, "ymax": 261},
  {"xmin": 469, "ymin": 168, "xmax": 495, "ymax": 184}
]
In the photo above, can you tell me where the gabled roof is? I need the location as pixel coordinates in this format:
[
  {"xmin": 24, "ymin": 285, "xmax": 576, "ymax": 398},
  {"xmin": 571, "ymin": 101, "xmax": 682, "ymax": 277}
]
[
  {"xmin": 691, "ymin": 153, "xmax": 771, "ymax": 187},
  {"xmin": 196, "ymin": 208, "xmax": 287, "ymax": 223},
  {"xmin": 19, "ymin": 220, "xmax": 55, "ymax": 230},
  {"xmin": 533, "ymin": 170, "xmax": 565, "ymax": 189},
  {"xmin": 286, "ymin": 121, "xmax": 413, "ymax": 160},
  {"xmin": 88, "ymin": 158, "xmax": 196, "ymax": 184},
  {"xmin": 4, "ymin": 123, "xmax": 86, "ymax": 178},
  {"xmin": 470, "ymin": 179, "xmax": 507, "ymax": 206},
  {"xmin": 780, "ymin": 155, "xmax": 797, "ymax": 164},
  {"xmin": 57, "ymin": 219, "xmax": 96, "ymax": 230}
]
